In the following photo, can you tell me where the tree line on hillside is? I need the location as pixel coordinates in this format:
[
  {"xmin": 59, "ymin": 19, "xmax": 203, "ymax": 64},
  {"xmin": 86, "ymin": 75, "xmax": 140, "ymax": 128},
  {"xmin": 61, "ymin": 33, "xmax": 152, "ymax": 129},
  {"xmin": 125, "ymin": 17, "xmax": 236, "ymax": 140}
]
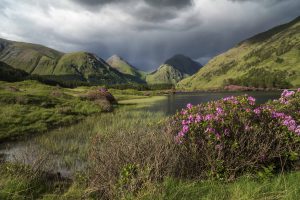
[
  {"xmin": 106, "ymin": 83, "xmax": 174, "ymax": 90},
  {"xmin": 224, "ymin": 68, "xmax": 292, "ymax": 89}
]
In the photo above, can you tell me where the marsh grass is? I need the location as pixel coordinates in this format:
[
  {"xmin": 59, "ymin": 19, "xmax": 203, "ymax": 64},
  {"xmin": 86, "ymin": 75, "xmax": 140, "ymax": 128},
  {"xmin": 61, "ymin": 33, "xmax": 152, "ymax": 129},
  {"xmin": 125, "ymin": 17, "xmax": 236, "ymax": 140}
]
[
  {"xmin": 0, "ymin": 105, "xmax": 167, "ymax": 199},
  {"xmin": 4, "ymin": 106, "xmax": 166, "ymax": 175}
]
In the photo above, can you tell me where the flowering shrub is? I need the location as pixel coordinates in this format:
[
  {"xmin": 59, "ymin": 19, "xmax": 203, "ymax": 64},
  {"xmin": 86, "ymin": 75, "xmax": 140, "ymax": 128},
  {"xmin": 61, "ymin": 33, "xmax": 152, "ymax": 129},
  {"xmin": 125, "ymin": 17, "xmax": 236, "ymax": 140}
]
[
  {"xmin": 168, "ymin": 89, "xmax": 300, "ymax": 180},
  {"xmin": 270, "ymin": 89, "xmax": 300, "ymax": 128}
]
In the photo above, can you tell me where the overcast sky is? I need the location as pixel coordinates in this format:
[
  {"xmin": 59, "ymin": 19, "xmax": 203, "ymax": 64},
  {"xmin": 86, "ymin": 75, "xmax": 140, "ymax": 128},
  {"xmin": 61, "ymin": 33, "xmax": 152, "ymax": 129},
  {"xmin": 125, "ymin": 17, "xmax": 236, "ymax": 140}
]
[{"xmin": 0, "ymin": 0, "xmax": 299, "ymax": 71}]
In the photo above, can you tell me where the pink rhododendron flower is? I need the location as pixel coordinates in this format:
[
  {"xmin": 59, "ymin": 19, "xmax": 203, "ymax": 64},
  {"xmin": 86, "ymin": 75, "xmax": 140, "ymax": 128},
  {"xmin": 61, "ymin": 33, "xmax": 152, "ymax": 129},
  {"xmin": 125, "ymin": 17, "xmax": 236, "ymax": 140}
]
[
  {"xmin": 247, "ymin": 96, "xmax": 256, "ymax": 105},
  {"xmin": 282, "ymin": 90, "xmax": 295, "ymax": 98},
  {"xmin": 181, "ymin": 109, "xmax": 187, "ymax": 115},
  {"xmin": 182, "ymin": 120, "xmax": 188, "ymax": 125},
  {"xmin": 216, "ymin": 107, "xmax": 223, "ymax": 115},
  {"xmin": 254, "ymin": 108, "xmax": 261, "ymax": 115},
  {"xmin": 205, "ymin": 127, "xmax": 216, "ymax": 133},
  {"xmin": 182, "ymin": 125, "xmax": 189, "ymax": 133},
  {"xmin": 295, "ymin": 126, "xmax": 300, "ymax": 136},
  {"xmin": 187, "ymin": 103, "xmax": 193, "ymax": 109},
  {"xmin": 280, "ymin": 90, "xmax": 295, "ymax": 104},
  {"xmin": 204, "ymin": 114, "xmax": 214, "ymax": 121},
  {"xmin": 195, "ymin": 114, "xmax": 202, "ymax": 122},
  {"xmin": 188, "ymin": 115, "xmax": 194, "ymax": 122}
]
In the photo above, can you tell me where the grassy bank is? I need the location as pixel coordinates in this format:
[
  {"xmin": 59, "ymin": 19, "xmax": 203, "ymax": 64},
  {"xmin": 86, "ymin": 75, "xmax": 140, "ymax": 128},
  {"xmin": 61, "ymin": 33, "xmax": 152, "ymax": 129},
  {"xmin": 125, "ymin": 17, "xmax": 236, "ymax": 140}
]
[
  {"xmin": 0, "ymin": 80, "xmax": 164, "ymax": 141},
  {"xmin": 1, "ymin": 162, "xmax": 300, "ymax": 199},
  {"xmin": 0, "ymin": 80, "xmax": 101, "ymax": 141},
  {"xmin": 140, "ymin": 172, "xmax": 300, "ymax": 200}
]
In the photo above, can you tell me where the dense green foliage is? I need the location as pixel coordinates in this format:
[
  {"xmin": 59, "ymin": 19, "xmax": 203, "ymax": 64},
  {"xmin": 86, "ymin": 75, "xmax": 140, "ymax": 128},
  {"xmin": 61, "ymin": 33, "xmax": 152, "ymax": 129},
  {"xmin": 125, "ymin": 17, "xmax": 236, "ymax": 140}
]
[
  {"xmin": 178, "ymin": 16, "xmax": 300, "ymax": 90},
  {"xmin": 0, "ymin": 61, "xmax": 29, "ymax": 82},
  {"xmin": 106, "ymin": 83, "xmax": 174, "ymax": 90},
  {"xmin": 224, "ymin": 68, "xmax": 292, "ymax": 88}
]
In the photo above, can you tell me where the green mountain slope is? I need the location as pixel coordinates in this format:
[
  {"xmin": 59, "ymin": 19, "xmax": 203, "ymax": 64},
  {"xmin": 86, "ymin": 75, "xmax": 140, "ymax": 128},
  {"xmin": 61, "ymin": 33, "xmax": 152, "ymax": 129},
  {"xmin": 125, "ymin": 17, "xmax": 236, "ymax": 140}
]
[
  {"xmin": 0, "ymin": 39, "xmax": 131, "ymax": 84},
  {"xmin": 106, "ymin": 55, "xmax": 146, "ymax": 83},
  {"xmin": 178, "ymin": 16, "xmax": 300, "ymax": 90},
  {"xmin": 106, "ymin": 55, "xmax": 146, "ymax": 77},
  {"xmin": 146, "ymin": 55, "xmax": 202, "ymax": 84},
  {"xmin": 0, "ymin": 38, "xmax": 63, "ymax": 74},
  {"xmin": 146, "ymin": 64, "xmax": 188, "ymax": 84}
]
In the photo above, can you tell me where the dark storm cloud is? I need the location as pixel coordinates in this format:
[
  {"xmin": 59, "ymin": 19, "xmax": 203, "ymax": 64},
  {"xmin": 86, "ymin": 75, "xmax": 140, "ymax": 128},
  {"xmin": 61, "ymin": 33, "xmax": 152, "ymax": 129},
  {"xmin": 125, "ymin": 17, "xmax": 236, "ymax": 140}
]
[
  {"xmin": 71, "ymin": 0, "xmax": 193, "ymax": 23},
  {"xmin": 72, "ymin": 0, "xmax": 125, "ymax": 6},
  {"xmin": 0, "ymin": 0, "xmax": 299, "ymax": 71},
  {"xmin": 72, "ymin": 0, "xmax": 193, "ymax": 8},
  {"xmin": 144, "ymin": 0, "xmax": 193, "ymax": 9},
  {"xmin": 228, "ymin": 0, "xmax": 282, "ymax": 2}
]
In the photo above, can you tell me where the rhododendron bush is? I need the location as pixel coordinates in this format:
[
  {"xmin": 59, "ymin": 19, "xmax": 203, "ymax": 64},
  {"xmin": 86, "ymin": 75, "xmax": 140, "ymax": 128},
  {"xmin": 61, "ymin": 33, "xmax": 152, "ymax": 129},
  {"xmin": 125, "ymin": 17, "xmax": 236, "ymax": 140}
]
[{"xmin": 168, "ymin": 89, "xmax": 300, "ymax": 180}]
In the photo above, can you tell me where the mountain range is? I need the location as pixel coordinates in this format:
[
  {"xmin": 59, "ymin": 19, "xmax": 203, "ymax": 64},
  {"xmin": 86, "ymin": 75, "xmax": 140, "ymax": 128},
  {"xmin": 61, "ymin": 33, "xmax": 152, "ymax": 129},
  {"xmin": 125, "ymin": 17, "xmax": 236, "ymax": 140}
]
[
  {"xmin": 0, "ymin": 38, "xmax": 134, "ymax": 84},
  {"xmin": 0, "ymin": 38, "xmax": 201, "ymax": 85},
  {"xmin": 178, "ymin": 16, "xmax": 300, "ymax": 90}
]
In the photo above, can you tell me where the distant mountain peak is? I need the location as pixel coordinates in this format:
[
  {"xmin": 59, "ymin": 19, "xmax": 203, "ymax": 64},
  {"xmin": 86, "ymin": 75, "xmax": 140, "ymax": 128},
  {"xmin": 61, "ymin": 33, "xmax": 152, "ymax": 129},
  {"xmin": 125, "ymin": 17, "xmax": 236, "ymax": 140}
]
[
  {"xmin": 169, "ymin": 54, "xmax": 189, "ymax": 59},
  {"xmin": 107, "ymin": 54, "xmax": 123, "ymax": 61},
  {"xmin": 106, "ymin": 54, "xmax": 146, "ymax": 81},
  {"xmin": 145, "ymin": 54, "xmax": 202, "ymax": 84},
  {"xmin": 164, "ymin": 54, "xmax": 203, "ymax": 75}
]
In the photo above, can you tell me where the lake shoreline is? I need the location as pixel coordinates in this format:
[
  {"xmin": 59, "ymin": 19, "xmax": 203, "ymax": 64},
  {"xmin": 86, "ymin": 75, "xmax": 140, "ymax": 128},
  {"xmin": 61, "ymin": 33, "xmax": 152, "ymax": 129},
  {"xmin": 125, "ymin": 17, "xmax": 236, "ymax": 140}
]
[{"xmin": 174, "ymin": 88, "xmax": 286, "ymax": 94}]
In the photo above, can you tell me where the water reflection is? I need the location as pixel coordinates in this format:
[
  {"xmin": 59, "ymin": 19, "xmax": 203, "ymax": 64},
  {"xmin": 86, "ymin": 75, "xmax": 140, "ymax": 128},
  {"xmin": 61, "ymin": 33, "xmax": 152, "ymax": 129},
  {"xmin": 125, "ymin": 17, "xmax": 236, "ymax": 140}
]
[{"xmin": 146, "ymin": 91, "xmax": 281, "ymax": 115}]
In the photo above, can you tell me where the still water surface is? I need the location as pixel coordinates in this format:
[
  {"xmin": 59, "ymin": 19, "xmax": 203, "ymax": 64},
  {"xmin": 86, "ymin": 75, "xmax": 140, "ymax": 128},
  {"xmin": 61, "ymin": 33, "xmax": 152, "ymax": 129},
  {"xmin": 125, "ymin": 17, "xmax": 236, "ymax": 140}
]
[{"xmin": 146, "ymin": 91, "xmax": 281, "ymax": 115}]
